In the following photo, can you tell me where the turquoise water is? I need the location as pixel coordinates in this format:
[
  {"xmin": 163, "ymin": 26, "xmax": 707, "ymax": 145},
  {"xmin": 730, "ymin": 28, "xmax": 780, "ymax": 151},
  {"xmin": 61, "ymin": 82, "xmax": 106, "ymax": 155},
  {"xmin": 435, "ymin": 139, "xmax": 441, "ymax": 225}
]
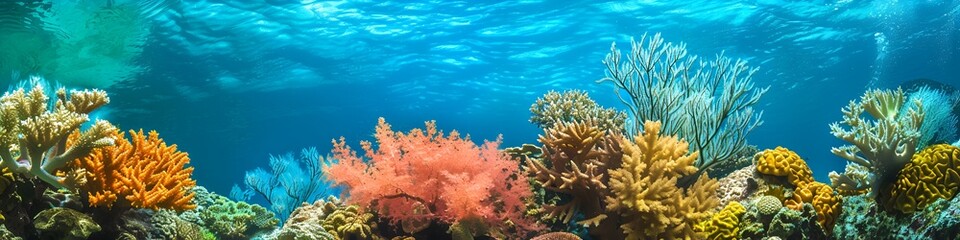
[{"xmin": 1, "ymin": 0, "xmax": 959, "ymax": 239}]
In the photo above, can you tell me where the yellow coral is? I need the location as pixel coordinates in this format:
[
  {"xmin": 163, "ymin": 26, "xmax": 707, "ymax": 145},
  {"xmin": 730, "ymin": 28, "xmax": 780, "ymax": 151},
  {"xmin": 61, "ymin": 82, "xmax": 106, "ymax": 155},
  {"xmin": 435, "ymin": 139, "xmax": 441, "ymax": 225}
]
[
  {"xmin": 71, "ymin": 129, "xmax": 196, "ymax": 211},
  {"xmin": 785, "ymin": 182, "xmax": 841, "ymax": 233},
  {"xmin": 322, "ymin": 205, "xmax": 379, "ymax": 240},
  {"xmin": 695, "ymin": 202, "xmax": 746, "ymax": 240},
  {"xmin": 755, "ymin": 147, "xmax": 841, "ymax": 233},
  {"xmin": 606, "ymin": 120, "xmax": 720, "ymax": 239},
  {"xmin": 755, "ymin": 147, "xmax": 813, "ymax": 187},
  {"xmin": 887, "ymin": 144, "xmax": 960, "ymax": 213}
]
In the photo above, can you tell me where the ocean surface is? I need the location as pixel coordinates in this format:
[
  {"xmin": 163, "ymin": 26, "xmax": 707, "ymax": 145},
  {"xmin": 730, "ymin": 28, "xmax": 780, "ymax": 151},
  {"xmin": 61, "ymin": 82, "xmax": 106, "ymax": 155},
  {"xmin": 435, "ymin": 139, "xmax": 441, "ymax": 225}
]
[{"xmin": 3, "ymin": 0, "xmax": 959, "ymax": 198}]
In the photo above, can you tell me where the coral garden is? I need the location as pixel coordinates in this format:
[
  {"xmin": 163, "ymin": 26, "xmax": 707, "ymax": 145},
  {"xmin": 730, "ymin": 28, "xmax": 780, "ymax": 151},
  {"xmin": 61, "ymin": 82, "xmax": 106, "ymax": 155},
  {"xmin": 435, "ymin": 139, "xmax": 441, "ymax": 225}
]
[{"xmin": 1, "ymin": 33, "xmax": 960, "ymax": 240}]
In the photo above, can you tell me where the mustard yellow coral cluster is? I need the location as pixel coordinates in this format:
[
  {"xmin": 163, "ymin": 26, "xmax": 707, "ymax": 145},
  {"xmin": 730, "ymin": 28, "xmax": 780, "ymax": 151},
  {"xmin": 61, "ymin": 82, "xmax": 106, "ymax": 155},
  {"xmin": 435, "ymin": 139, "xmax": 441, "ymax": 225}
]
[
  {"xmin": 755, "ymin": 147, "xmax": 813, "ymax": 187},
  {"xmin": 785, "ymin": 182, "xmax": 841, "ymax": 233},
  {"xmin": 695, "ymin": 202, "xmax": 746, "ymax": 240},
  {"xmin": 754, "ymin": 147, "xmax": 842, "ymax": 233},
  {"xmin": 887, "ymin": 144, "xmax": 960, "ymax": 213},
  {"xmin": 607, "ymin": 121, "xmax": 720, "ymax": 239}
]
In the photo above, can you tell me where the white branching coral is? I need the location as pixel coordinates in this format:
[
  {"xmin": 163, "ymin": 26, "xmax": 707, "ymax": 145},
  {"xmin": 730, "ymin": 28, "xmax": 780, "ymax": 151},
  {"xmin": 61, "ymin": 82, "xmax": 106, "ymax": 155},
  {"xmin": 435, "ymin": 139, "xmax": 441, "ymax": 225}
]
[
  {"xmin": 828, "ymin": 88, "xmax": 924, "ymax": 197},
  {"xmin": 0, "ymin": 77, "xmax": 116, "ymax": 188}
]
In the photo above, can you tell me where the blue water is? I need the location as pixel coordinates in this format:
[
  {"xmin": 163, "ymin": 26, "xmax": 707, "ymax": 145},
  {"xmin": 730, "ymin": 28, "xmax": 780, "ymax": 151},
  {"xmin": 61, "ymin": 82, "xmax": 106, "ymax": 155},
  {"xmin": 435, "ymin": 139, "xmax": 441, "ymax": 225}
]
[{"xmin": 5, "ymin": 0, "xmax": 960, "ymax": 196}]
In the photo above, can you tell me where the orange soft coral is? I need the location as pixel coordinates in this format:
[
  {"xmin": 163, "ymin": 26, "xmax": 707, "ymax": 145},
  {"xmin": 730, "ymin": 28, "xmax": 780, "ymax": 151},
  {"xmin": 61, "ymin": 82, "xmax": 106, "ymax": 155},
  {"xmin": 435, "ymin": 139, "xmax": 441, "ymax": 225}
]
[
  {"xmin": 324, "ymin": 118, "xmax": 541, "ymax": 238},
  {"xmin": 71, "ymin": 129, "xmax": 196, "ymax": 211}
]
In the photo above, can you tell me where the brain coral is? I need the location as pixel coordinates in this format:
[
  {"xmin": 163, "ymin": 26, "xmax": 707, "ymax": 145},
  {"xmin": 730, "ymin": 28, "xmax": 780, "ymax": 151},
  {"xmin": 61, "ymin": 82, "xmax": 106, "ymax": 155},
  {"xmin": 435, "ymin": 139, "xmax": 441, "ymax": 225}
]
[
  {"xmin": 755, "ymin": 147, "xmax": 813, "ymax": 187},
  {"xmin": 785, "ymin": 182, "xmax": 841, "ymax": 233},
  {"xmin": 756, "ymin": 195, "xmax": 783, "ymax": 217},
  {"xmin": 886, "ymin": 144, "xmax": 960, "ymax": 213},
  {"xmin": 695, "ymin": 201, "xmax": 747, "ymax": 240}
]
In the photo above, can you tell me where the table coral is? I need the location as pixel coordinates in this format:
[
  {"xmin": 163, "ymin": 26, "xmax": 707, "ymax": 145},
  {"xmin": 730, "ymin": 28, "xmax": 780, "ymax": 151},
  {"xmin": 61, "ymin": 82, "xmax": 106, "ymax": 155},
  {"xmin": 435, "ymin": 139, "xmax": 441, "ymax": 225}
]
[
  {"xmin": 70, "ymin": 129, "xmax": 196, "ymax": 211},
  {"xmin": 606, "ymin": 120, "xmax": 720, "ymax": 240},
  {"xmin": 886, "ymin": 144, "xmax": 960, "ymax": 213}
]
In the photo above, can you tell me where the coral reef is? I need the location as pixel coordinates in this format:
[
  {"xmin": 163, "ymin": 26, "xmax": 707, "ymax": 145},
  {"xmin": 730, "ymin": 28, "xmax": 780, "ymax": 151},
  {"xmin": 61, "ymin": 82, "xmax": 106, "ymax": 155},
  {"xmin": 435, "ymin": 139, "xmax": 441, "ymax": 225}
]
[
  {"xmin": 755, "ymin": 147, "xmax": 813, "ymax": 188},
  {"xmin": 33, "ymin": 207, "xmax": 101, "ymax": 240},
  {"xmin": 752, "ymin": 146, "xmax": 842, "ymax": 234},
  {"xmin": 324, "ymin": 117, "xmax": 540, "ymax": 238},
  {"xmin": 885, "ymin": 144, "xmax": 960, "ymax": 213},
  {"xmin": 69, "ymin": 129, "xmax": 196, "ymax": 211},
  {"xmin": 715, "ymin": 165, "xmax": 758, "ymax": 208},
  {"xmin": 785, "ymin": 182, "xmax": 842, "ymax": 233},
  {"xmin": 695, "ymin": 202, "xmax": 747, "ymax": 240},
  {"xmin": 0, "ymin": 78, "xmax": 116, "ymax": 189},
  {"xmin": 834, "ymin": 194, "xmax": 960, "ymax": 239},
  {"xmin": 529, "ymin": 89, "xmax": 626, "ymax": 133},
  {"xmin": 606, "ymin": 120, "xmax": 720, "ymax": 239},
  {"xmin": 829, "ymin": 88, "xmax": 925, "ymax": 196},
  {"xmin": 181, "ymin": 186, "xmax": 278, "ymax": 240},
  {"xmin": 322, "ymin": 205, "xmax": 379, "ymax": 240},
  {"xmin": 598, "ymin": 33, "xmax": 767, "ymax": 176},
  {"xmin": 272, "ymin": 197, "xmax": 340, "ymax": 240}
]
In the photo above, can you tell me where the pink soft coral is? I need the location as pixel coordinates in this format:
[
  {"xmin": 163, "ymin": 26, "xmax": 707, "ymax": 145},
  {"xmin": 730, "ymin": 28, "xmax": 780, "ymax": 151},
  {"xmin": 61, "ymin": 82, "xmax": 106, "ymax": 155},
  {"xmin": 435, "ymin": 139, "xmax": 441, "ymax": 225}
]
[{"xmin": 324, "ymin": 117, "xmax": 540, "ymax": 238}]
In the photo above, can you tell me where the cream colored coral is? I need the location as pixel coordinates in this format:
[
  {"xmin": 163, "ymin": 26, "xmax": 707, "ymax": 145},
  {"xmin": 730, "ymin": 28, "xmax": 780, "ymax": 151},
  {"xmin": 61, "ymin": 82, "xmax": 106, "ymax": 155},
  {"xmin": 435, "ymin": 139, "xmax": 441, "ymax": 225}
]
[
  {"xmin": 829, "ymin": 88, "xmax": 924, "ymax": 196},
  {"xmin": 0, "ymin": 79, "xmax": 116, "ymax": 189}
]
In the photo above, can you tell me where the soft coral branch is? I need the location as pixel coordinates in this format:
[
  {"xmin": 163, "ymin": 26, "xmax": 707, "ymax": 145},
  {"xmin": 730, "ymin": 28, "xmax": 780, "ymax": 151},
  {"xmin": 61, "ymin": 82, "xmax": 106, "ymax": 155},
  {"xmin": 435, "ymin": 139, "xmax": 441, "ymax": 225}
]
[{"xmin": 323, "ymin": 117, "xmax": 541, "ymax": 238}]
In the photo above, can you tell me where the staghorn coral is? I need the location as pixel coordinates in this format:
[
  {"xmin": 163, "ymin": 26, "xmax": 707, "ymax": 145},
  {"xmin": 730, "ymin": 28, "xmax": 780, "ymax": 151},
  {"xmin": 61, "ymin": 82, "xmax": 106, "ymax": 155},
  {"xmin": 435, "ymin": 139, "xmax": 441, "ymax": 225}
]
[
  {"xmin": 0, "ymin": 78, "xmax": 116, "ymax": 189},
  {"xmin": 69, "ymin": 129, "xmax": 196, "ymax": 211},
  {"xmin": 886, "ymin": 144, "xmax": 960, "ymax": 213},
  {"xmin": 829, "ymin": 87, "xmax": 925, "ymax": 197},
  {"xmin": 525, "ymin": 120, "xmax": 622, "ymax": 227},
  {"xmin": 529, "ymin": 90, "xmax": 626, "ymax": 133},
  {"xmin": 754, "ymin": 147, "xmax": 813, "ymax": 187},
  {"xmin": 606, "ymin": 120, "xmax": 720, "ymax": 240},
  {"xmin": 829, "ymin": 163, "xmax": 872, "ymax": 196},
  {"xmin": 695, "ymin": 202, "xmax": 746, "ymax": 240},
  {"xmin": 324, "ymin": 118, "xmax": 541, "ymax": 238}
]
